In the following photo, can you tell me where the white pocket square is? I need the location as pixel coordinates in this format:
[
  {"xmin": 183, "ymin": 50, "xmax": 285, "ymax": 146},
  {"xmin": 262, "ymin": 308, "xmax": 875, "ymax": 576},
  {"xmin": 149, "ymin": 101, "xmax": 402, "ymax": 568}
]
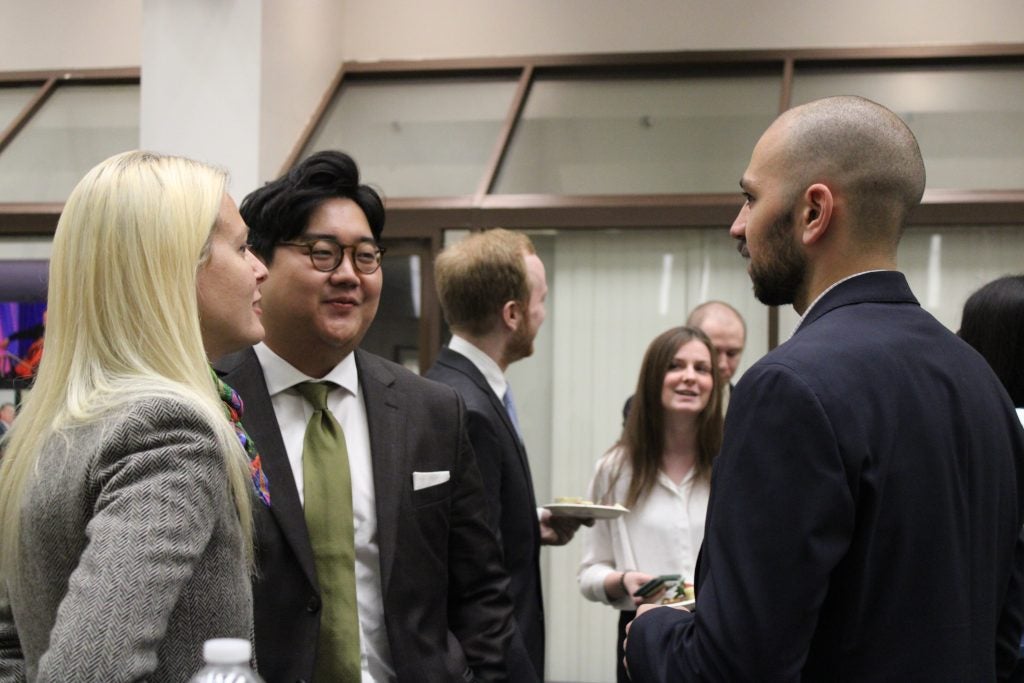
[{"xmin": 413, "ymin": 470, "xmax": 450, "ymax": 491}]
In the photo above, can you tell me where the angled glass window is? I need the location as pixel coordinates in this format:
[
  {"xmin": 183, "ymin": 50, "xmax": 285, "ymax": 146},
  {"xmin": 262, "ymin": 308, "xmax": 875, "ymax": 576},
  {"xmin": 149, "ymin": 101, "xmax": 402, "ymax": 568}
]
[
  {"xmin": 301, "ymin": 75, "xmax": 520, "ymax": 197},
  {"xmin": 0, "ymin": 85, "xmax": 40, "ymax": 133},
  {"xmin": 493, "ymin": 72, "xmax": 782, "ymax": 195},
  {"xmin": 0, "ymin": 83, "xmax": 139, "ymax": 202},
  {"xmin": 790, "ymin": 64, "xmax": 1024, "ymax": 191}
]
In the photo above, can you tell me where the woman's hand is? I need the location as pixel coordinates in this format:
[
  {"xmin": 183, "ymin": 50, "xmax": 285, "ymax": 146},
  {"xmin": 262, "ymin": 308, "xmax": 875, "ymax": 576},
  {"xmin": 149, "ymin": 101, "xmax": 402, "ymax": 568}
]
[{"xmin": 605, "ymin": 571, "xmax": 664, "ymax": 606}]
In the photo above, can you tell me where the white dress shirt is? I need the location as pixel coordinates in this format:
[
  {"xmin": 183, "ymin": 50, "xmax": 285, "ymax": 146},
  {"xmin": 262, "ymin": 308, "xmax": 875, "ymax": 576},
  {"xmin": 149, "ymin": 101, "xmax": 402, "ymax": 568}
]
[
  {"xmin": 448, "ymin": 335, "xmax": 508, "ymax": 401},
  {"xmin": 253, "ymin": 343, "xmax": 395, "ymax": 682},
  {"xmin": 578, "ymin": 447, "xmax": 710, "ymax": 611}
]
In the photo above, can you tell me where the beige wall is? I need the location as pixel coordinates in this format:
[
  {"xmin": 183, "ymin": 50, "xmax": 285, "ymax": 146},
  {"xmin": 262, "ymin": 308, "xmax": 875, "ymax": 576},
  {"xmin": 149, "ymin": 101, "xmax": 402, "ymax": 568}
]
[
  {"xmin": 0, "ymin": 0, "xmax": 141, "ymax": 71},
  {"xmin": 336, "ymin": 0, "xmax": 1024, "ymax": 60}
]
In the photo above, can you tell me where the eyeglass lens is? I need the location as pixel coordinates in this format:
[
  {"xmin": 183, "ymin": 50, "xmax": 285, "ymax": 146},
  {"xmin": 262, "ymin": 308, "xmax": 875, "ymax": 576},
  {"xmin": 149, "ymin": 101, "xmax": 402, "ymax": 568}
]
[{"xmin": 308, "ymin": 239, "xmax": 382, "ymax": 274}]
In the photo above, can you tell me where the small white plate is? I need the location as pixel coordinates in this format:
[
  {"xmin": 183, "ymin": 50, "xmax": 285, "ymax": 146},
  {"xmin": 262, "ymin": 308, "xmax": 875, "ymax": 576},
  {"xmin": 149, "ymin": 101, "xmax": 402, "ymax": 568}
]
[
  {"xmin": 662, "ymin": 598, "xmax": 696, "ymax": 610},
  {"xmin": 543, "ymin": 503, "xmax": 628, "ymax": 520}
]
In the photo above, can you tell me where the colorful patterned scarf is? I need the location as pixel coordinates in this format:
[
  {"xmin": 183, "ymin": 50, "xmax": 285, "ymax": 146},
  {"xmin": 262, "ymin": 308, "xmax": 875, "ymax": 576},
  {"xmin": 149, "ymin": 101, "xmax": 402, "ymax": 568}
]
[{"xmin": 212, "ymin": 368, "xmax": 271, "ymax": 507}]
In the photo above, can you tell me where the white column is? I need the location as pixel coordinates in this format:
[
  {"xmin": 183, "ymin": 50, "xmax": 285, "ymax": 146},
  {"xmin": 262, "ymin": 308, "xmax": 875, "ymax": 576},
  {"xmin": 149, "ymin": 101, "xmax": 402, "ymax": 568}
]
[
  {"xmin": 140, "ymin": 0, "xmax": 263, "ymax": 197},
  {"xmin": 140, "ymin": 0, "xmax": 345, "ymax": 199}
]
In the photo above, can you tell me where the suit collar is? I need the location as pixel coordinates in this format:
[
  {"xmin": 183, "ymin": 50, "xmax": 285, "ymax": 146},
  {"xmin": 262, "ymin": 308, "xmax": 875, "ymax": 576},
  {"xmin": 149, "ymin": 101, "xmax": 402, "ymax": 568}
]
[
  {"xmin": 437, "ymin": 347, "xmax": 500, "ymax": 400},
  {"xmin": 436, "ymin": 346, "xmax": 529, "ymax": 457},
  {"xmin": 448, "ymin": 335, "xmax": 508, "ymax": 400},
  {"xmin": 796, "ymin": 270, "xmax": 918, "ymax": 334}
]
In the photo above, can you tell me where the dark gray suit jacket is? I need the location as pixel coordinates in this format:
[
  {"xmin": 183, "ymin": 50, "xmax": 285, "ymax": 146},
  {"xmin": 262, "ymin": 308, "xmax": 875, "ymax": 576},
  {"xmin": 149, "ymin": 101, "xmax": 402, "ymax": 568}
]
[
  {"xmin": 627, "ymin": 271, "xmax": 1024, "ymax": 681},
  {"xmin": 426, "ymin": 347, "xmax": 544, "ymax": 681},
  {"xmin": 217, "ymin": 347, "xmax": 519, "ymax": 683}
]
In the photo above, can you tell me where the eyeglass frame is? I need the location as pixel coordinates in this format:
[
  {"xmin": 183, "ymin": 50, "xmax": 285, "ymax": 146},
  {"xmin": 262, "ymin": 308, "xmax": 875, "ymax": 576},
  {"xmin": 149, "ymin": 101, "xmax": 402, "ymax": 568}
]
[{"xmin": 277, "ymin": 237, "xmax": 386, "ymax": 275}]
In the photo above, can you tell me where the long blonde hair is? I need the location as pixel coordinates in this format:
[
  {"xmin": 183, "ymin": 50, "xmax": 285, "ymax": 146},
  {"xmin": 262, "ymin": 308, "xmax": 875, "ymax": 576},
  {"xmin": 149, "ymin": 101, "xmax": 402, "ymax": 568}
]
[{"xmin": 0, "ymin": 150, "xmax": 253, "ymax": 573}]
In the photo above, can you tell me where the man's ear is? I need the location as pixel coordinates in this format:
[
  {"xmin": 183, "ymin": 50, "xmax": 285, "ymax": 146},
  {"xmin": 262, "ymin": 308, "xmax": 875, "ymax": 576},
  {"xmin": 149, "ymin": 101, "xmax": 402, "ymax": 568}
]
[
  {"xmin": 501, "ymin": 300, "xmax": 521, "ymax": 332},
  {"xmin": 800, "ymin": 183, "xmax": 833, "ymax": 246}
]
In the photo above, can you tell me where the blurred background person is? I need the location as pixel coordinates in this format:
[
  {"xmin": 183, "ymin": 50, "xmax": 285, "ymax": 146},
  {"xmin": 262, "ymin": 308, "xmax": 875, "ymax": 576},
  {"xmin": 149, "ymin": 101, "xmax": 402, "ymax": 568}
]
[
  {"xmin": 0, "ymin": 403, "xmax": 13, "ymax": 439},
  {"xmin": 0, "ymin": 150, "xmax": 268, "ymax": 681},
  {"xmin": 685, "ymin": 301, "xmax": 746, "ymax": 408},
  {"xmin": 11, "ymin": 312, "xmax": 45, "ymax": 381},
  {"xmin": 580, "ymin": 326, "xmax": 723, "ymax": 683},
  {"xmin": 959, "ymin": 274, "xmax": 1024, "ymax": 426},
  {"xmin": 959, "ymin": 274, "xmax": 1024, "ymax": 678}
]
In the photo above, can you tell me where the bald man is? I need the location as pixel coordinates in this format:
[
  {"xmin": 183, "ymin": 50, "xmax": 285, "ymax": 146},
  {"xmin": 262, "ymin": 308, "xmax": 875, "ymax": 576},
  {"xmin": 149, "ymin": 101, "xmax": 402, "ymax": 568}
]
[
  {"xmin": 625, "ymin": 96, "xmax": 1024, "ymax": 681},
  {"xmin": 685, "ymin": 301, "xmax": 745, "ymax": 405}
]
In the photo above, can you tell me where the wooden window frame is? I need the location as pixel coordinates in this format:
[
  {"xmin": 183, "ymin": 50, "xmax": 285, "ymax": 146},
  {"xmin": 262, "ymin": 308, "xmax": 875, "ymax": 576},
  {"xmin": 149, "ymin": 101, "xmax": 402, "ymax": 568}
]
[
  {"xmin": 0, "ymin": 67, "xmax": 140, "ymax": 235},
  {"xmin": 3, "ymin": 48, "xmax": 1024, "ymax": 355}
]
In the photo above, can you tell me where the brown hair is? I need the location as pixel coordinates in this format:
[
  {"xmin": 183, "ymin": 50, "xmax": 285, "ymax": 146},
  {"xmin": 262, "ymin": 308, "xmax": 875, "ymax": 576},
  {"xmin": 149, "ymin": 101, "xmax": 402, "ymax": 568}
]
[
  {"xmin": 607, "ymin": 326, "xmax": 724, "ymax": 508},
  {"xmin": 435, "ymin": 228, "xmax": 536, "ymax": 336}
]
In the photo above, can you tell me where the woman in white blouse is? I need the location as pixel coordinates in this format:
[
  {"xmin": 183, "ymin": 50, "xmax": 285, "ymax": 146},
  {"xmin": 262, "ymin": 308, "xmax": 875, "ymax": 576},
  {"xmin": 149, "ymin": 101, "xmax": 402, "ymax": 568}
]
[{"xmin": 578, "ymin": 326, "xmax": 724, "ymax": 683}]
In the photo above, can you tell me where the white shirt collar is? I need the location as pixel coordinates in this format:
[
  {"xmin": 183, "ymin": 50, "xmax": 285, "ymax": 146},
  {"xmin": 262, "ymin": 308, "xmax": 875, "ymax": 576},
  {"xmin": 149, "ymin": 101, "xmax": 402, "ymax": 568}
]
[
  {"xmin": 795, "ymin": 269, "xmax": 890, "ymax": 334},
  {"xmin": 253, "ymin": 342, "xmax": 360, "ymax": 398},
  {"xmin": 448, "ymin": 334, "xmax": 507, "ymax": 400}
]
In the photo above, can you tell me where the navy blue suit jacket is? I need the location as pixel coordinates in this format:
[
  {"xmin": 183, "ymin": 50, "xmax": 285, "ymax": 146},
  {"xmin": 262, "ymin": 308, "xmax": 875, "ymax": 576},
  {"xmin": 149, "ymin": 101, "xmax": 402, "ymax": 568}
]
[
  {"xmin": 626, "ymin": 271, "xmax": 1024, "ymax": 681},
  {"xmin": 217, "ymin": 347, "xmax": 519, "ymax": 683},
  {"xmin": 426, "ymin": 347, "xmax": 544, "ymax": 682}
]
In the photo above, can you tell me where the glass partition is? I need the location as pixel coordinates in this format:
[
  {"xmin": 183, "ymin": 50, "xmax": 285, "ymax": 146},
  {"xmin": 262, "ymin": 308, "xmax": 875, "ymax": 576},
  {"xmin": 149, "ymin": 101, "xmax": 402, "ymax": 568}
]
[
  {"xmin": 0, "ymin": 83, "xmax": 139, "ymax": 202},
  {"xmin": 777, "ymin": 225, "xmax": 1024, "ymax": 340},
  {"xmin": 301, "ymin": 76, "xmax": 520, "ymax": 197},
  {"xmin": 359, "ymin": 247, "xmax": 425, "ymax": 373},
  {"xmin": 494, "ymin": 73, "xmax": 782, "ymax": 195},
  {"xmin": 0, "ymin": 86, "xmax": 40, "ymax": 133},
  {"xmin": 790, "ymin": 64, "xmax": 1024, "ymax": 191}
]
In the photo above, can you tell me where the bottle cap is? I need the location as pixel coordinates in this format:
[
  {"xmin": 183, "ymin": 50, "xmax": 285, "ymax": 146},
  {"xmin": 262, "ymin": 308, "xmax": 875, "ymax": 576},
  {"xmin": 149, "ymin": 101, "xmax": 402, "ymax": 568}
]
[{"xmin": 203, "ymin": 638, "xmax": 251, "ymax": 665}]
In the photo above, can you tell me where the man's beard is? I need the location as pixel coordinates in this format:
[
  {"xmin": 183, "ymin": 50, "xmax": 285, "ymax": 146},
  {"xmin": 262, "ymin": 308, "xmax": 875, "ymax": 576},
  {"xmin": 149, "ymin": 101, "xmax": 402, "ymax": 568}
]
[
  {"xmin": 750, "ymin": 208, "xmax": 807, "ymax": 307},
  {"xmin": 503, "ymin": 317, "xmax": 535, "ymax": 366}
]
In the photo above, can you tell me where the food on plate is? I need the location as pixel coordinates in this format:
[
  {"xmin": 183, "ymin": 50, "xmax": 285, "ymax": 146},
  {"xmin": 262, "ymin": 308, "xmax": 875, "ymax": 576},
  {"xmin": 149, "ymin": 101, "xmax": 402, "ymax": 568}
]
[
  {"xmin": 662, "ymin": 580, "xmax": 695, "ymax": 605},
  {"xmin": 553, "ymin": 497, "xmax": 627, "ymax": 510},
  {"xmin": 554, "ymin": 496, "xmax": 594, "ymax": 505}
]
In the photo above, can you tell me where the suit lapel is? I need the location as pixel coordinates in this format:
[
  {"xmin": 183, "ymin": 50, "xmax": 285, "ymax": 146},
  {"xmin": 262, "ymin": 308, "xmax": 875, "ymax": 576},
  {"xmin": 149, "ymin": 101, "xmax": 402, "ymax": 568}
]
[
  {"xmin": 356, "ymin": 350, "xmax": 405, "ymax": 599},
  {"xmin": 217, "ymin": 348, "xmax": 318, "ymax": 589},
  {"xmin": 437, "ymin": 348, "xmax": 535, "ymax": 498}
]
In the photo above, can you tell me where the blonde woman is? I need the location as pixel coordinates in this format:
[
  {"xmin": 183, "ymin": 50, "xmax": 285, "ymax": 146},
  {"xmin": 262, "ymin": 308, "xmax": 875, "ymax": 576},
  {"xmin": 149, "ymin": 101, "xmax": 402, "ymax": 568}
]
[
  {"xmin": 0, "ymin": 151, "xmax": 268, "ymax": 681},
  {"xmin": 578, "ymin": 326, "xmax": 724, "ymax": 683}
]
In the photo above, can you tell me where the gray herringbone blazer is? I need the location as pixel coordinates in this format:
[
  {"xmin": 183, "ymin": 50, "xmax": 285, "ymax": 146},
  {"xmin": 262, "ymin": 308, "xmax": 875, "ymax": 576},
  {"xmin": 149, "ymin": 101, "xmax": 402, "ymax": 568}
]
[{"xmin": 0, "ymin": 396, "xmax": 252, "ymax": 682}]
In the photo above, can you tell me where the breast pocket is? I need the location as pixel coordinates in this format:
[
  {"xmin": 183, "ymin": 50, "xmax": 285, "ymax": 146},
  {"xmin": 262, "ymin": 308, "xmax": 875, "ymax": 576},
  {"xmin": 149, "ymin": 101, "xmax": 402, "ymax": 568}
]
[{"xmin": 411, "ymin": 470, "xmax": 451, "ymax": 507}]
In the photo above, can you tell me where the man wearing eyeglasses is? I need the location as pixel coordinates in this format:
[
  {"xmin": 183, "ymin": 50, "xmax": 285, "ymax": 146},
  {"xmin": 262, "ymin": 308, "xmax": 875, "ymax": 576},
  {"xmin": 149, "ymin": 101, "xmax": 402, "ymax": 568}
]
[{"xmin": 216, "ymin": 151, "xmax": 520, "ymax": 682}]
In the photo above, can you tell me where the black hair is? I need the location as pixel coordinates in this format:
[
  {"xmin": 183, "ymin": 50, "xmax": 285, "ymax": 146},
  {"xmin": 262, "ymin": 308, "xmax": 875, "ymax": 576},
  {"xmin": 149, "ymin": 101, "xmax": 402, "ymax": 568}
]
[
  {"xmin": 959, "ymin": 275, "xmax": 1024, "ymax": 406},
  {"xmin": 239, "ymin": 150, "xmax": 385, "ymax": 263}
]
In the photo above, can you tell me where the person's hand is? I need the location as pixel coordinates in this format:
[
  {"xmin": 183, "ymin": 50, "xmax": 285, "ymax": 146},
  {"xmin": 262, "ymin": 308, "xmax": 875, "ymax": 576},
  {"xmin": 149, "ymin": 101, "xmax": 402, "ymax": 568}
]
[
  {"xmin": 610, "ymin": 570, "xmax": 659, "ymax": 606},
  {"xmin": 623, "ymin": 602, "xmax": 692, "ymax": 677},
  {"xmin": 539, "ymin": 507, "xmax": 592, "ymax": 545}
]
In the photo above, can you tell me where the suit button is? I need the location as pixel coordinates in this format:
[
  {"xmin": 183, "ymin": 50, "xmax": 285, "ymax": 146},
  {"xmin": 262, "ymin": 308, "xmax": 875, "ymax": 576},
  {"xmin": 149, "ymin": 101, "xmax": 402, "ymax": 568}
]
[{"xmin": 306, "ymin": 596, "xmax": 320, "ymax": 613}]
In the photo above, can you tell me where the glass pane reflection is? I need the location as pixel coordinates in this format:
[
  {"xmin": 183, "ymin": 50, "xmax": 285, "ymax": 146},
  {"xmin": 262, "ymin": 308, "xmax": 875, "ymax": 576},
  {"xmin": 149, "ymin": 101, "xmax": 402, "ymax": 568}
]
[
  {"xmin": 791, "ymin": 65, "xmax": 1024, "ymax": 191},
  {"xmin": 0, "ymin": 83, "xmax": 139, "ymax": 202},
  {"xmin": 360, "ymin": 251, "xmax": 422, "ymax": 373},
  {"xmin": 302, "ymin": 77, "xmax": 519, "ymax": 197},
  {"xmin": 0, "ymin": 86, "xmax": 39, "ymax": 133},
  {"xmin": 494, "ymin": 74, "xmax": 781, "ymax": 194}
]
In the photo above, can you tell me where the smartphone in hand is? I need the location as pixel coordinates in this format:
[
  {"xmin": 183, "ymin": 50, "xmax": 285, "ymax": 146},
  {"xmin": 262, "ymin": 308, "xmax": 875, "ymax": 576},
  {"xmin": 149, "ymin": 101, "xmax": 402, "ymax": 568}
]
[{"xmin": 633, "ymin": 573, "xmax": 681, "ymax": 598}]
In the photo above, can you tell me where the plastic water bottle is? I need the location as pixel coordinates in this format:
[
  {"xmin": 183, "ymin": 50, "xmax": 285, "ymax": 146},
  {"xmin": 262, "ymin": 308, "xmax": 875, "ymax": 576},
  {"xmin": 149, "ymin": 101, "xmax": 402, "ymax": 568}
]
[{"xmin": 189, "ymin": 638, "xmax": 265, "ymax": 683}]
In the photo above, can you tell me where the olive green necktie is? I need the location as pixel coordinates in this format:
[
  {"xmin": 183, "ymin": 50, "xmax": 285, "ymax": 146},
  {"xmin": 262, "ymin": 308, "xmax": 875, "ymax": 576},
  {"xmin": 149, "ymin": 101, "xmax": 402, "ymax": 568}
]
[{"xmin": 296, "ymin": 381, "xmax": 360, "ymax": 682}]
